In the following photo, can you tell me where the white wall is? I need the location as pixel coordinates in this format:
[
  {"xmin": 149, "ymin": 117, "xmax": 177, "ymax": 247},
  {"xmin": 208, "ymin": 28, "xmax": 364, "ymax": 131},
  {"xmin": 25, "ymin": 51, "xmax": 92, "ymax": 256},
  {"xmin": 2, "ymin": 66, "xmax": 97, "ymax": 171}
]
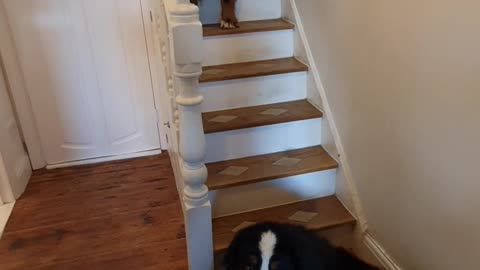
[{"xmin": 295, "ymin": 0, "xmax": 480, "ymax": 269}]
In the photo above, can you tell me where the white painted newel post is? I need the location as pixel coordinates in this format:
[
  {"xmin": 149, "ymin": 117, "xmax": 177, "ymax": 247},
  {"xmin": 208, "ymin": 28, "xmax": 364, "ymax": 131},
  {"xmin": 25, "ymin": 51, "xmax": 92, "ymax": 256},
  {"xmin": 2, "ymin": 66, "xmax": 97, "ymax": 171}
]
[{"xmin": 170, "ymin": 1, "xmax": 214, "ymax": 270}]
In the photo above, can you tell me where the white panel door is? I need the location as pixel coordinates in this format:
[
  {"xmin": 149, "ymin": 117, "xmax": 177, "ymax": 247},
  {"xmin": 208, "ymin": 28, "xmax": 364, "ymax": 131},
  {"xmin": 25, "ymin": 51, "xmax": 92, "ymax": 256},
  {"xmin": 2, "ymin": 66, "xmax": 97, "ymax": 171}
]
[{"xmin": 3, "ymin": 0, "xmax": 161, "ymax": 164}]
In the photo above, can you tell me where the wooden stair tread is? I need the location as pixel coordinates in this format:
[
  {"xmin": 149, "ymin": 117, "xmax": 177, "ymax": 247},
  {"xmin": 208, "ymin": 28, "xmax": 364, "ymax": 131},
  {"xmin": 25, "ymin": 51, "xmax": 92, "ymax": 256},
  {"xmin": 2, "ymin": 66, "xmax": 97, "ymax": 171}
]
[
  {"xmin": 203, "ymin": 19, "xmax": 294, "ymax": 37},
  {"xmin": 206, "ymin": 146, "xmax": 338, "ymax": 190},
  {"xmin": 213, "ymin": 196, "xmax": 356, "ymax": 253},
  {"xmin": 203, "ymin": 100, "xmax": 322, "ymax": 134},
  {"xmin": 200, "ymin": 57, "xmax": 308, "ymax": 83}
]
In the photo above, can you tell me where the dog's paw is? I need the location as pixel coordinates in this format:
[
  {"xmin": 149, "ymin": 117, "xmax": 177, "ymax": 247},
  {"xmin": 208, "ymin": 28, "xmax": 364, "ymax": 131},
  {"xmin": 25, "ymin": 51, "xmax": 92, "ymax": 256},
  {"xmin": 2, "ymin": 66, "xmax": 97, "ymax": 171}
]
[{"xmin": 220, "ymin": 17, "xmax": 238, "ymax": 29}]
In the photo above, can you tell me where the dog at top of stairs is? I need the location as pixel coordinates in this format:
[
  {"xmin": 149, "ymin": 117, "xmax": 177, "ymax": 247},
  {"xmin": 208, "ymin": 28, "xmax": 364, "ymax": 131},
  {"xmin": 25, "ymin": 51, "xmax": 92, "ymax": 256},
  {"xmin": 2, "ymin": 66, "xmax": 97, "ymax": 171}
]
[
  {"xmin": 223, "ymin": 222, "xmax": 380, "ymax": 270},
  {"xmin": 190, "ymin": 0, "xmax": 238, "ymax": 29}
]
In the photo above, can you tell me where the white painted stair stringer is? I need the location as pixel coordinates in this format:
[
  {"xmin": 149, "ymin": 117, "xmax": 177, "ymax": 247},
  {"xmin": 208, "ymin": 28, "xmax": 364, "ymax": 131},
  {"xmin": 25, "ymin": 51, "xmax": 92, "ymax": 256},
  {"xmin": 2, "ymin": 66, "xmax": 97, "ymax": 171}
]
[
  {"xmin": 210, "ymin": 169, "xmax": 336, "ymax": 218},
  {"xmin": 198, "ymin": 0, "xmax": 282, "ymax": 25},
  {"xmin": 284, "ymin": 0, "xmax": 369, "ymax": 231},
  {"xmin": 205, "ymin": 118, "xmax": 322, "ymax": 163},
  {"xmin": 200, "ymin": 72, "xmax": 307, "ymax": 112},
  {"xmin": 203, "ymin": 30, "xmax": 294, "ymax": 66}
]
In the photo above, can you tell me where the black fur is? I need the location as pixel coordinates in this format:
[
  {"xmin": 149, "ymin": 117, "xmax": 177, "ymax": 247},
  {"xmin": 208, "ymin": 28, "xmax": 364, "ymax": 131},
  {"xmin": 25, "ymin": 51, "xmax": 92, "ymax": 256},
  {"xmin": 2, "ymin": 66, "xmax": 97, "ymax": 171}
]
[{"xmin": 223, "ymin": 222, "xmax": 380, "ymax": 270}]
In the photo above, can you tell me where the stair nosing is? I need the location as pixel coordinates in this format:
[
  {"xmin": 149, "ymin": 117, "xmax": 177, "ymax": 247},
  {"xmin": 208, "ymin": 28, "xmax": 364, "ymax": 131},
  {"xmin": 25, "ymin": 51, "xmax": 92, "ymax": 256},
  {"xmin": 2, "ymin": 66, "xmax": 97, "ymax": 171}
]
[
  {"xmin": 214, "ymin": 219, "xmax": 356, "ymax": 253},
  {"xmin": 212, "ymin": 196, "xmax": 357, "ymax": 253},
  {"xmin": 206, "ymin": 146, "xmax": 338, "ymax": 190},
  {"xmin": 203, "ymin": 100, "xmax": 322, "ymax": 134},
  {"xmin": 200, "ymin": 57, "xmax": 308, "ymax": 83},
  {"xmin": 203, "ymin": 19, "xmax": 295, "ymax": 37},
  {"xmin": 208, "ymin": 164, "xmax": 338, "ymax": 190},
  {"xmin": 204, "ymin": 115, "xmax": 321, "ymax": 134}
]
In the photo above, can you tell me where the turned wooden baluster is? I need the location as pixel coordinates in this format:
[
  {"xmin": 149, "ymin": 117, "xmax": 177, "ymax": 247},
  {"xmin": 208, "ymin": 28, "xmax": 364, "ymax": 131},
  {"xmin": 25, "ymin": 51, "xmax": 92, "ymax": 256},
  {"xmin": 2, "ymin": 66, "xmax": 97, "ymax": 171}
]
[{"xmin": 170, "ymin": 2, "xmax": 214, "ymax": 270}]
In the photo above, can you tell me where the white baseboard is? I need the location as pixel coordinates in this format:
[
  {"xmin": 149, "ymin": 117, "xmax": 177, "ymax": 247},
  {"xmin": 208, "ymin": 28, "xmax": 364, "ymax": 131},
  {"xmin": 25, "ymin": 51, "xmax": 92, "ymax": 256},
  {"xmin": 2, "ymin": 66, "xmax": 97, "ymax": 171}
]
[
  {"xmin": 364, "ymin": 234, "xmax": 402, "ymax": 270},
  {"xmin": 0, "ymin": 202, "xmax": 15, "ymax": 238},
  {"xmin": 286, "ymin": 0, "xmax": 369, "ymax": 232},
  {"xmin": 46, "ymin": 149, "xmax": 162, "ymax": 170}
]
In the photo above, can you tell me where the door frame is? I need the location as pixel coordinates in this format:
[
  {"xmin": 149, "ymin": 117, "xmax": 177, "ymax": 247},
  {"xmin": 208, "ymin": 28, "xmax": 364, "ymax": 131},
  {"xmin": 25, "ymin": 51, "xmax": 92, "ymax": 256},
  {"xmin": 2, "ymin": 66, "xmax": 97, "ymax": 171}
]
[
  {"xmin": 141, "ymin": 0, "xmax": 171, "ymax": 150},
  {"xmin": 0, "ymin": 0, "xmax": 170, "ymax": 169},
  {"xmin": 0, "ymin": 1, "xmax": 45, "ymax": 169}
]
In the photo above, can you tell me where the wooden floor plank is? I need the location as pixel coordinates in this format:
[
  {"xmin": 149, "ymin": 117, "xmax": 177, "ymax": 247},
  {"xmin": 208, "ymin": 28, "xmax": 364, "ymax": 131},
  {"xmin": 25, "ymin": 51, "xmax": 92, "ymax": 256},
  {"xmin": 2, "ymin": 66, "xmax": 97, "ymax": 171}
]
[
  {"xmin": 33, "ymin": 240, "xmax": 188, "ymax": 270},
  {"xmin": 213, "ymin": 196, "xmax": 356, "ymax": 253},
  {"xmin": 207, "ymin": 146, "xmax": 338, "ymax": 190},
  {"xmin": 200, "ymin": 57, "xmax": 308, "ymax": 83},
  {"xmin": 203, "ymin": 100, "xmax": 322, "ymax": 134},
  {"xmin": 203, "ymin": 19, "xmax": 294, "ymax": 37},
  {"xmin": 0, "ymin": 154, "xmax": 187, "ymax": 270}
]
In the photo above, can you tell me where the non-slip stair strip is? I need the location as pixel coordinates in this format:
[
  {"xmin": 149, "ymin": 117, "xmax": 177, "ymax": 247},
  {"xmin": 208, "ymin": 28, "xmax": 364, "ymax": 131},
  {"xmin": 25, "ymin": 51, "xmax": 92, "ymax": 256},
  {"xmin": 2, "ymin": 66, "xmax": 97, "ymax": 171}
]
[
  {"xmin": 213, "ymin": 196, "xmax": 356, "ymax": 253},
  {"xmin": 206, "ymin": 146, "xmax": 338, "ymax": 190},
  {"xmin": 200, "ymin": 57, "xmax": 308, "ymax": 83},
  {"xmin": 203, "ymin": 19, "xmax": 295, "ymax": 37},
  {"xmin": 203, "ymin": 100, "xmax": 322, "ymax": 134}
]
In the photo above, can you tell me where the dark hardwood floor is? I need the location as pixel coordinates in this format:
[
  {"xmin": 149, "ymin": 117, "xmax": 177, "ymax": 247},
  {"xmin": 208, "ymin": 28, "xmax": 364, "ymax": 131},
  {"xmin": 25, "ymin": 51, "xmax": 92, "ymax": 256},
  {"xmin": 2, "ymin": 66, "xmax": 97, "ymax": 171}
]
[{"xmin": 0, "ymin": 153, "xmax": 188, "ymax": 270}]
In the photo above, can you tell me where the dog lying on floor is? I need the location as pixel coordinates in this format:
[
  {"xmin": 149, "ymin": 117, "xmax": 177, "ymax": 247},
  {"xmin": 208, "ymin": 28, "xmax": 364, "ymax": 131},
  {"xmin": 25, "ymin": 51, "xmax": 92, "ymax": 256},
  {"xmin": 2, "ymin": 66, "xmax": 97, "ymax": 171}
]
[
  {"xmin": 223, "ymin": 223, "xmax": 380, "ymax": 270},
  {"xmin": 190, "ymin": 0, "xmax": 238, "ymax": 29}
]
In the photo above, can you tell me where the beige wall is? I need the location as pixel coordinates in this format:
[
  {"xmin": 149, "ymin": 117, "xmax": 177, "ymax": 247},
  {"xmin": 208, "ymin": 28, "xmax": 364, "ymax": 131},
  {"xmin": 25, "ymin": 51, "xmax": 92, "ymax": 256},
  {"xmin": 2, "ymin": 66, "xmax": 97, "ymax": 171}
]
[{"xmin": 296, "ymin": 0, "xmax": 480, "ymax": 269}]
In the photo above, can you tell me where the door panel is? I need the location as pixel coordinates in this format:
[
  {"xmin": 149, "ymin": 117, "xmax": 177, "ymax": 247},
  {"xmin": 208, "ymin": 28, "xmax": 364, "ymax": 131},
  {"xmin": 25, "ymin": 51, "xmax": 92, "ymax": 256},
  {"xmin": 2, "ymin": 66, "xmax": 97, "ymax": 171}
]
[{"xmin": 3, "ymin": 0, "xmax": 161, "ymax": 164}]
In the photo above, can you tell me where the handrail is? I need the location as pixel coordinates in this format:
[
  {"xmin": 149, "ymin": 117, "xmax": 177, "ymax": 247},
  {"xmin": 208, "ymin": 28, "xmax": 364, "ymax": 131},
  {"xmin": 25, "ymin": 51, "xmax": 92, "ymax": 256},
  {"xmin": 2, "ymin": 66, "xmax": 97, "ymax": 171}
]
[{"xmin": 158, "ymin": 1, "xmax": 213, "ymax": 270}]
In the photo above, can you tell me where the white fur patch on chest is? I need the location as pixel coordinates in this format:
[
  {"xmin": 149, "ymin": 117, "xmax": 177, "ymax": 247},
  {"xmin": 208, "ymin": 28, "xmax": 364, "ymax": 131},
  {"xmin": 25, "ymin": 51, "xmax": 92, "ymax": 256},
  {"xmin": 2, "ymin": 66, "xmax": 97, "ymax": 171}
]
[{"xmin": 259, "ymin": 230, "xmax": 277, "ymax": 270}]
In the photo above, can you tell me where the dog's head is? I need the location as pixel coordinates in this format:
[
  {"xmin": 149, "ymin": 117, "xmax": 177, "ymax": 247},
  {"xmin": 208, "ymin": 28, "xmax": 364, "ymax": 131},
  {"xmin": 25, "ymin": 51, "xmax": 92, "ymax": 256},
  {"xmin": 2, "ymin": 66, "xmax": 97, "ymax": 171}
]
[{"xmin": 223, "ymin": 223, "xmax": 299, "ymax": 270}]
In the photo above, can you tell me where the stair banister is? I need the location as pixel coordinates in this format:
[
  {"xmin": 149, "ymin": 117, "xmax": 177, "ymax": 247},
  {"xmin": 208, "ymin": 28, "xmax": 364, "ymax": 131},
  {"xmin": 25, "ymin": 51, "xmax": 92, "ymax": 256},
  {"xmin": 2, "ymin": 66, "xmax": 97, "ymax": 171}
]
[{"xmin": 161, "ymin": 1, "xmax": 214, "ymax": 270}]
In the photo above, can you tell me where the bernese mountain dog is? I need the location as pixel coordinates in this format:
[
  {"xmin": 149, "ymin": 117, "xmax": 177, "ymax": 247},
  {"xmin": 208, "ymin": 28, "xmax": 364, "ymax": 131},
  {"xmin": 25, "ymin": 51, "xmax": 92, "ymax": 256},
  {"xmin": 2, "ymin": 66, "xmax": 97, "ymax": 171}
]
[
  {"xmin": 190, "ymin": 0, "xmax": 238, "ymax": 29},
  {"xmin": 223, "ymin": 222, "xmax": 380, "ymax": 270}
]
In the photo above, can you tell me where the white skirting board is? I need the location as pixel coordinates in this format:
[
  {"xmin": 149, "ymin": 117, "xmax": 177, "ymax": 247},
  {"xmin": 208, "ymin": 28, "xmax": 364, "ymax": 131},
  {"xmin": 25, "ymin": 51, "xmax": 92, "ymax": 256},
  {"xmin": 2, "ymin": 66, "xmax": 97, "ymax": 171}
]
[
  {"xmin": 364, "ymin": 234, "xmax": 403, "ymax": 270},
  {"xmin": 285, "ymin": 0, "xmax": 369, "ymax": 231},
  {"xmin": 0, "ymin": 202, "xmax": 15, "ymax": 238},
  {"xmin": 46, "ymin": 149, "xmax": 162, "ymax": 169},
  {"xmin": 210, "ymin": 170, "xmax": 336, "ymax": 218},
  {"xmin": 203, "ymin": 30, "xmax": 294, "ymax": 66}
]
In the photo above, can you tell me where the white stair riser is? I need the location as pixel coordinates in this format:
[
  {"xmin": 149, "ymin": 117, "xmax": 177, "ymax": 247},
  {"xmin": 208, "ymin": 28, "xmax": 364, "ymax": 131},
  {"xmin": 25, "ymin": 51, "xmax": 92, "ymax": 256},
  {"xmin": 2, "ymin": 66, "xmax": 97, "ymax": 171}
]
[
  {"xmin": 203, "ymin": 30, "xmax": 294, "ymax": 66},
  {"xmin": 200, "ymin": 72, "xmax": 307, "ymax": 112},
  {"xmin": 198, "ymin": 0, "xmax": 282, "ymax": 25},
  {"xmin": 205, "ymin": 118, "xmax": 322, "ymax": 163},
  {"xmin": 209, "ymin": 170, "xmax": 337, "ymax": 218}
]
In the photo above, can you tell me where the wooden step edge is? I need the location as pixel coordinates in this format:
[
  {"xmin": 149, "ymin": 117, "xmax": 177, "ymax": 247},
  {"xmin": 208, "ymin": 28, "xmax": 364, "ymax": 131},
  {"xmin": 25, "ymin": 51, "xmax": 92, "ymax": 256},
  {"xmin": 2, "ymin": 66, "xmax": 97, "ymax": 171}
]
[
  {"xmin": 200, "ymin": 57, "xmax": 308, "ymax": 83},
  {"xmin": 213, "ymin": 196, "xmax": 356, "ymax": 253},
  {"xmin": 203, "ymin": 100, "xmax": 322, "ymax": 134},
  {"xmin": 208, "ymin": 162, "xmax": 338, "ymax": 190},
  {"xmin": 206, "ymin": 146, "xmax": 338, "ymax": 190},
  {"xmin": 203, "ymin": 19, "xmax": 295, "ymax": 37}
]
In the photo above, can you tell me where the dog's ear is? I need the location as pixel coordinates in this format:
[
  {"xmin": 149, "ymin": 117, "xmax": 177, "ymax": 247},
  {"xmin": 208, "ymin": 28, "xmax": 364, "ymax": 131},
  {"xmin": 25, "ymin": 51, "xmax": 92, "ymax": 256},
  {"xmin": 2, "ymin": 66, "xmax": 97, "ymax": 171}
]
[{"xmin": 223, "ymin": 232, "xmax": 241, "ymax": 269}]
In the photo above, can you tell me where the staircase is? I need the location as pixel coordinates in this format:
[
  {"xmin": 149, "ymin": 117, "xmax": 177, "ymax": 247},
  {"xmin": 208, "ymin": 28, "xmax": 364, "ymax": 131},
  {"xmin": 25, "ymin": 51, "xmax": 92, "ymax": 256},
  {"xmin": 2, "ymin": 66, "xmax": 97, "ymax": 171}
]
[
  {"xmin": 159, "ymin": 1, "xmax": 357, "ymax": 269},
  {"xmin": 202, "ymin": 17, "xmax": 356, "ymax": 260}
]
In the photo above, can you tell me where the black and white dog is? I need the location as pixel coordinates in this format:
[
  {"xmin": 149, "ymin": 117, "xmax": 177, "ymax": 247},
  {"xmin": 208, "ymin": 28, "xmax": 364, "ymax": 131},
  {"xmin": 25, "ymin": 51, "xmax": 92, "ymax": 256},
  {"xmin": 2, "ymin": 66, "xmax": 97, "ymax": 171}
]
[{"xmin": 223, "ymin": 223, "xmax": 380, "ymax": 270}]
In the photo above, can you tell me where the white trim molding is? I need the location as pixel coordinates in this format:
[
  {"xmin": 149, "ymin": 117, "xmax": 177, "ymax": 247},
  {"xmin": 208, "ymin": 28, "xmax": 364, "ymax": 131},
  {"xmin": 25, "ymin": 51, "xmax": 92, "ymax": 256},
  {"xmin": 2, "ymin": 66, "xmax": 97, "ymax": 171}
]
[
  {"xmin": 46, "ymin": 149, "xmax": 162, "ymax": 170},
  {"xmin": 286, "ymin": 0, "xmax": 368, "ymax": 232},
  {"xmin": 364, "ymin": 234, "xmax": 403, "ymax": 270},
  {"xmin": 0, "ymin": 202, "xmax": 15, "ymax": 238},
  {"xmin": 0, "ymin": 1, "xmax": 46, "ymax": 169}
]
